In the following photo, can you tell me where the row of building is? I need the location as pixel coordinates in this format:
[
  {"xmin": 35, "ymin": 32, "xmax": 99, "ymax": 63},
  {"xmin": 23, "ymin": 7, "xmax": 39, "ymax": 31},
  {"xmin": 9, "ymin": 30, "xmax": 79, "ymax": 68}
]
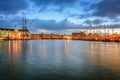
[
  {"xmin": 72, "ymin": 31, "xmax": 120, "ymax": 42},
  {"xmin": 1, "ymin": 27, "xmax": 120, "ymax": 42},
  {"xmin": 30, "ymin": 33, "xmax": 72, "ymax": 40},
  {"xmin": 0, "ymin": 28, "xmax": 72, "ymax": 40}
]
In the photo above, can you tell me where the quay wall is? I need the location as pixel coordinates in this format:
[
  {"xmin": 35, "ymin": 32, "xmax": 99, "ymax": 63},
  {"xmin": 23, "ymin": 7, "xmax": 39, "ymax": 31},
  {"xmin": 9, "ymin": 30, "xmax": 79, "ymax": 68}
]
[{"xmin": 31, "ymin": 34, "xmax": 72, "ymax": 40}]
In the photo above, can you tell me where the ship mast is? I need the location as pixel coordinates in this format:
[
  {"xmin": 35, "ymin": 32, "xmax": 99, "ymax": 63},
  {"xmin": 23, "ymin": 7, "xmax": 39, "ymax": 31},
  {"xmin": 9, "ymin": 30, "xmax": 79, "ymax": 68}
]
[
  {"xmin": 22, "ymin": 12, "xmax": 27, "ymax": 30},
  {"xmin": 22, "ymin": 12, "xmax": 28, "ymax": 39}
]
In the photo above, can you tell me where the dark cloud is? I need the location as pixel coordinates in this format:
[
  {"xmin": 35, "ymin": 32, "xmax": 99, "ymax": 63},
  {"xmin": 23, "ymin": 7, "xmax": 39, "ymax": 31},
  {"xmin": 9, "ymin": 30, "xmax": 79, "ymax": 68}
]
[
  {"xmin": 0, "ymin": 0, "xmax": 28, "ymax": 14},
  {"xmin": 114, "ymin": 18, "xmax": 120, "ymax": 22},
  {"xmin": 31, "ymin": 0, "xmax": 78, "ymax": 12},
  {"xmin": 28, "ymin": 18, "xmax": 80, "ymax": 32},
  {"xmin": 80, "ymin": 1, "xmax": 90, "ymax": 6},
  {"xmin": 83, "ymin": 19, "xmax": 106, "ymax": 25},
  {"xmin": 91, "ymin": 0, "xmax": 120, "ymax": 18},
  {"xmin": 83, "ymin": 20, "xmax": 92, "ymax": 25},
  {"xmin": 31, "ymin": 0, "xmax": 76, "ymax": 6},
  {"xmin": 0, "ymin": 16, "xmax": 23, "ymax": 28},
  {"xmin": 92, "ymin": 19, "xmax": 104, "ymax": 24},
  {"xmin": 68, "ymin": 13, "xmax": 90, "ymax": 19}
]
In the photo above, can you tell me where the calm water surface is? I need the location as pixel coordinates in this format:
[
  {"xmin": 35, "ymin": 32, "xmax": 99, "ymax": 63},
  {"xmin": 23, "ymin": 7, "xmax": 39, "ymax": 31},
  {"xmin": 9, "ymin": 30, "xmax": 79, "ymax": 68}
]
[{"xmin": 0, "ymin": 40, "xmax": 120, "ymax": 80}]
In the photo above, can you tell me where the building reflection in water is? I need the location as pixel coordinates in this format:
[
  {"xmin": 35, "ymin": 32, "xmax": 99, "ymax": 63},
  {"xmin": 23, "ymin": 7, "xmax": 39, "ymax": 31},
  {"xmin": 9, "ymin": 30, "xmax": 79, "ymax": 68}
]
[
  {"xmin": 1, "ymin": 40, "xmax": 120, "ymax": 80},
  {"xmin": 42, "ymin": 40, "xmax": 47, "ymax": 55},
  {"xmin": 64, "ymin": 40, "xmax": 70, "ymax": 58},
  {"xmin": 8, "ymin": 41, "xmax": 11, "ymax": 56},
  {"xmin": 87, "ymin": 42, "xmax": 120, "ymax": 75},
  {"xmin": 6, "ymin": 40, "xmax": 120, "ymax": 72},
  {"xmin": 29, "ymin": 40, "xmax": 33, "ymax": 55},
  {"xmin": 7, "ymin": 41, "xmax": 23, "ymax": 65},
  {"xmin": 41, "ymin": 40, "xmax": 47, "ymax": 61}
]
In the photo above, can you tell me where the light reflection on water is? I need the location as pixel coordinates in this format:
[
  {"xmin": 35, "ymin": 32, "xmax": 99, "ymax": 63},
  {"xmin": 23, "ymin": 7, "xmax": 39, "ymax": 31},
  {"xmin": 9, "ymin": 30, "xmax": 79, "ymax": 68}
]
[
  {"xmin": 87, "ymin": 42, "xmax": 120, "ymax": 75},
  {"xmin": 0, "ymin": 40, "xmax": 120, "ymax": 80}
]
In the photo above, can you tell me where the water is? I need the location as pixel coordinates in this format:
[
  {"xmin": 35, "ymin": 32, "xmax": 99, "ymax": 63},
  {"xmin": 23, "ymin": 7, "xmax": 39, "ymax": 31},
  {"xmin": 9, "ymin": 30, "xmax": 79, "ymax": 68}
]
[{"xmin": 0, "ymin": 40, "xmax": 120, "ymax": 80}]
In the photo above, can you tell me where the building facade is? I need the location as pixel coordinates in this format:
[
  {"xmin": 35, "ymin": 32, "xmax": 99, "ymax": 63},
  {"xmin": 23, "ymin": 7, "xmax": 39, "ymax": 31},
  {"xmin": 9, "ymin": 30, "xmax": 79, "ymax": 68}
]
[
  {"xmin": 31, "ymin": 33, "xmax": 72, "ymax": 40},
  {"xmin": 0, "ymin": 28, "xmax": 31, "ymax": 40}
]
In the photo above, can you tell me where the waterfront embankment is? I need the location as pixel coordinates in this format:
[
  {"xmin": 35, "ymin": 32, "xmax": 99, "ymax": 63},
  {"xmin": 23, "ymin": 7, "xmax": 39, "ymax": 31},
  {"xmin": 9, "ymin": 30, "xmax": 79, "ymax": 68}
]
[{"xmin": 30, "ymin": 32, "xmax": 120, "ymax": 42}]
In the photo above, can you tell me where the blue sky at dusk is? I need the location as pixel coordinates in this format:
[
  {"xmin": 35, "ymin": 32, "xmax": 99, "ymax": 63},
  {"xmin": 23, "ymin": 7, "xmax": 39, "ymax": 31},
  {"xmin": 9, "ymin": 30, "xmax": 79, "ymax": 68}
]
[{"xmin": 0, "ymin": 0, "xmax": 120, "ymax": 34}]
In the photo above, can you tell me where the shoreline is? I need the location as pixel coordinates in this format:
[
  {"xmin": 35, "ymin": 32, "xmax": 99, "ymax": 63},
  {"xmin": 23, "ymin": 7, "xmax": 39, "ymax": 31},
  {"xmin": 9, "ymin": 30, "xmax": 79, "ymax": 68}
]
[{"xmin": 2, "ymin": 39, "xmax": 120, "ymax": 43}]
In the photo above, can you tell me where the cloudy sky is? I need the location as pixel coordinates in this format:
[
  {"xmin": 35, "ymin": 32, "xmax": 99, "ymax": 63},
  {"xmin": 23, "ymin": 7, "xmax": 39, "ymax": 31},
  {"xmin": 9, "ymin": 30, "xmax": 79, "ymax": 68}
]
[{"xmin": 0, "ymin": 0, "xmax": 120, "ymax": 34}]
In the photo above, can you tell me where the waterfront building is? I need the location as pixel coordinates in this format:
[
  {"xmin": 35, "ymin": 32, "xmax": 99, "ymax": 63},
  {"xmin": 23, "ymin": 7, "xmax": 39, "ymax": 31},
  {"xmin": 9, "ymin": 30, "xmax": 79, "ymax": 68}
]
[
  {"xmin": 72, "ymin": 28, "xmax": 120, "ymax": 41},
  {"xmin": 0, "ymin": 28, "xmax": 31, "ymax": 40}
]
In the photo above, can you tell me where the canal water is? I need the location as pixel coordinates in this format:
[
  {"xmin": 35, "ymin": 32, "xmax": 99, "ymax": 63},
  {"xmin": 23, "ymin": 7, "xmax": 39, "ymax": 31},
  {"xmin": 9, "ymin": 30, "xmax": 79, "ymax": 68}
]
[{"xmin": 0, "ymin": 40, "xmax": 120, "ymax": 80}]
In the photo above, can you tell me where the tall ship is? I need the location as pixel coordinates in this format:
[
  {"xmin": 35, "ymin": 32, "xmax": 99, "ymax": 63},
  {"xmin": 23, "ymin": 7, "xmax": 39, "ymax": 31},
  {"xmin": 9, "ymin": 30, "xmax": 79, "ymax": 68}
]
[{"xmin": 0, "ymin": 13, "xmax": 31, "ymax": 40}]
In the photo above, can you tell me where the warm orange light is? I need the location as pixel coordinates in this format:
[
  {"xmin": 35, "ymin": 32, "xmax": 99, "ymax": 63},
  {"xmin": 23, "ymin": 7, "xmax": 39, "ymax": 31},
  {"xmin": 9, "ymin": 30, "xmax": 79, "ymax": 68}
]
[{"xmin": 64, "ymin": 36, "xmax": 72, "ymax": 40}]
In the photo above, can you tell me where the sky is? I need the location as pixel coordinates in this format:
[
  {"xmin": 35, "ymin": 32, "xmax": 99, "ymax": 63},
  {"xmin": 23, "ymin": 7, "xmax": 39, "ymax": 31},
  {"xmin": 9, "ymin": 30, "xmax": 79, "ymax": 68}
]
[{"xmin": 0, "ymin": 0, "xmax": 120, "ymax": 34}]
